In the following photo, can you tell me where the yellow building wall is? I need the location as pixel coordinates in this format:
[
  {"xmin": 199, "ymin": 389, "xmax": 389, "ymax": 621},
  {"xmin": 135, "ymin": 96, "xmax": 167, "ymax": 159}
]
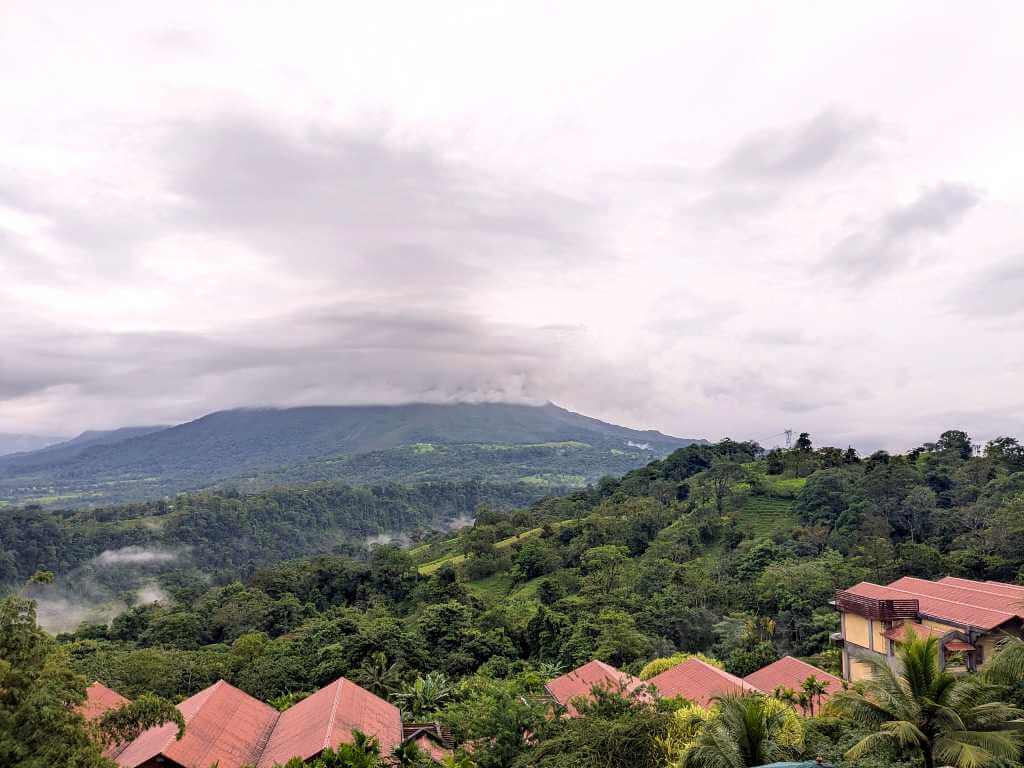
[
  {"xmin": 921, "ymin": 618, "xmax": 958, "ymax": 634},
  {"xmin": 844, "ymin": 613, "xmax": 870, "ymax": 648},
  {"xmin": 871, "ymin": 620, "xmax": 887, "ymax": 651},
  {"xmin": 975, "ymin": 634, "xmax": 1000, "ymax": 668},
  {"xmin": 849, "ymin": 659, "xmax": 874, "ymax": 682}
]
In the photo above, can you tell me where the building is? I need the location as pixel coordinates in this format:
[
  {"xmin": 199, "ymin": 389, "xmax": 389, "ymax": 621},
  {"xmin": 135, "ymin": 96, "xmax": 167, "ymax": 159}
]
[
  {"xmin": 546, "ymin": 655, "xmax": 839, "ymax": 712},
  {"xmin": 648, "ymin": 658, "xmax": 758, "ymax": 706},
  {"xmin": 80, "ymin": 677, "xmax": 451, "ymax": 768},
  {"xmin": 742, "ymin": 656, "xmax": 843, "ymax": 713},
  {"xmin": 544, "ymin": 659, "xmax": 645, "ymax": 716},
  {"xmin": 834, "ymin": 576, "xmax": 1024, "ymax": 681}
]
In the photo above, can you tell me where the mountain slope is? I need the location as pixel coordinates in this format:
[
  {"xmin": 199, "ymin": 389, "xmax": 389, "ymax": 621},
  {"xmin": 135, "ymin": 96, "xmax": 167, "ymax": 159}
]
[
  {"xmin": 0, "ymin": 403, "xmax": 701, "ymax": 506},
  {"xmin": 0, "ymin": 433, "xmax": 67, "ymax": 457},
  {"xmin": 0, "ymin": 426, "xmax": 169, "ymax": 470}
]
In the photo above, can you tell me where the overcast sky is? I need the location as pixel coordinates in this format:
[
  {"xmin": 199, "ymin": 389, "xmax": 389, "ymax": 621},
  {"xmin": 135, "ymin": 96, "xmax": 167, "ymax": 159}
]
[{"xmin": 2, "ymin": 2, "xmax": 1023, "ymax": 451}]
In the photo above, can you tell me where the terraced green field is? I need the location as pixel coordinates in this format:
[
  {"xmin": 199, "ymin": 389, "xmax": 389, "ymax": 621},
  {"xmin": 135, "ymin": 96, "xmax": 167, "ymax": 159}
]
[{"xmin": 736, "ymin": 496, "xmax": 796, "ymax": 536}]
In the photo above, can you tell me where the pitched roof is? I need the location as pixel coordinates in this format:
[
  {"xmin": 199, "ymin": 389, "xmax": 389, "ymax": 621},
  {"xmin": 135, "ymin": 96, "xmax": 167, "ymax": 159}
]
[
  {"xmin": 649, "ymin": 658, "xmax": 759, "ymax": 706},
  {"xmin": 115, "ymin": 680, "xmax": 280, "ymax": 768},
  {"xmin": 79, "ymin": 681, "xmax": 131, "ymax": 722},
  {"xmin": 742, "ymin": 657, "xmax": 843, "ymax": 702},
  {"xmin": 938, "ymin": 576, "xmax": 1024, "ymax": 599},
  {"xmin": 882, "ymin": 620, "xmax": 951, "ymax": 643},
  {"xmin": 403, "ymin": 726, "xmax": 454, "ymax": 764},
  {"xmin": 841, "ymin": 580, "xmax": 1018, "ymax": 631},
  {"xmin": 544, "ymin": 660, "xmax": 643, "ymax": 716},
  {"xmin": 257, "ymin": 677, "xmax": 402, "ymax": 767},
  {"xmin": 890, "ymin": 576, "xmax": 1024, "ymax": 618}
]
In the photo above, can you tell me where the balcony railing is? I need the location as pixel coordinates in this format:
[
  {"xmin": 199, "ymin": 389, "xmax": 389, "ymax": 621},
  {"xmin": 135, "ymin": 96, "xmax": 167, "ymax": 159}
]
[{"xmin": 835, "ymin": 590, "xmax": 919, "ymax": 621}]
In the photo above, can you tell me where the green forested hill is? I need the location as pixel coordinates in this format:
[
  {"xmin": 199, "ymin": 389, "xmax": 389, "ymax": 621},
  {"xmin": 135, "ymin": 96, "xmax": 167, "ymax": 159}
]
[
  {"xmin": 0, "ymin": 402, "xmax": 699, "ymax": 507},
  {"xmin": 0, "ymin": 479, "xmax": 548, "ymax": 587},
  {"xmin": 11, "ymin": 430, "xmax": 1024, "ymax": 768}
]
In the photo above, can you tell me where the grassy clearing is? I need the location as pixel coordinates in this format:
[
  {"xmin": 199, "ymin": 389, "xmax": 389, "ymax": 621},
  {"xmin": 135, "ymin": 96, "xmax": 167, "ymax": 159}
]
[
  {"xmin": 419, "ymin": 526, "xmax": 543, "ymax": 575},
  {"xmin": 763, "ymin": 476, "xmax": 807, "ymax": 498},
  {"xmin": 735, "ymin": 496, "xmax": 796, "ymax": 536},
  {"xmin": 517, "ymin": 473, "xmax": 586, "ymax": 486},
  {"xmin": 418, "ymin": 521, "xmax": 574, "ymax": 575},
  {"xmin": 463, "ymin": 573, "xmax": 516, "ymax": 603}
]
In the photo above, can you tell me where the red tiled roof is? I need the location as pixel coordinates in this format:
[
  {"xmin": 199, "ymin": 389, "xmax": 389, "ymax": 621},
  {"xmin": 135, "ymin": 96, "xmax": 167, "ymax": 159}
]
[
  {"xmin": 115, "ymin": 680, "xmax": 280, "ymax": 768},
  {"xmin": 938, "ymin": 576, "xmax": 1024, "ymax": 599},
  {"xmin": 742, "ymin": 657, "xmax": 842, "ymax": 702},
  {"xmin": 649, "ymin": 658, "xmax": 759, "ymax": 706},
  {"xmin": 945, "ymin": 640, "xmax": 976, "ymax": 652},
  {"xmin": 79, "ymin": 681, "xmax": 130, "ymax": 722},
  {"xmin": 889, "ymin": 577, "xmax": 1024, "ymax": 618},
  {"xmin": 882, "ymin": 621, "xmax": 950, "ymax": 643},
  {"xmin": 842, "ymin": 581, "xmax": 1017, "ymax": 631},
  {"xmin": 257, "ymin": 677, "xmax": 402, "ymax": 766},
  {"xmin": 545, "ymin": 660, "xmax": 643, "ymax": 716},
  {"xmin": 411, "ymin": 733, "xmax": 453, "ymax": 763}
]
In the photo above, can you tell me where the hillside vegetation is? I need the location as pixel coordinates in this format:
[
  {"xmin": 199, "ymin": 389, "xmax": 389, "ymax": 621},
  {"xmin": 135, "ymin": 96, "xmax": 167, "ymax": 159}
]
[
  {"xmin": 0, "ymin": 403, "xmax": 699, "ymax": 506},
  {"xmin": 12, "ymin": 429, "xmax": 1024, "ymax": 767}
]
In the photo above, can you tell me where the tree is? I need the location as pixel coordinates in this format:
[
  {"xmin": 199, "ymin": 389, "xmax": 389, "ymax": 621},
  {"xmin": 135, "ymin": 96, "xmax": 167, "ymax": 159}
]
[
  {"xmin": 795, "ymin": 433, "xmax": 813, "ymax": 452},
  {"xmin": 937, "ymin": 430, "xmax": 974, "ymax": 460},
  {"xmin": 830, "ymin": 630, "xmax": 1022, "ymax": 768},
  {"xmin": 985, "ymin": 437, "xmax": 1024, "ymax": 472},
  {"xmin": 799, "ymin": 675, "xmax": 828, "ymax": 716},
  {"xmin": 521, "ymin": 685, "xmax": 671, "ymax": 768},
  {"xmin": 298, "ymin": 731, "xmax": 385, "ymax": 768},
  {"xmin": 580, "ymin": 546, "xmax": 629, "ymax": 595},
  {"xmin": 639, "ymin": 653, "xmax": 724, "ymax": 680},
  {"xmin": 99, "ymin": 693, "xmax": 185, "ymax": 747},
  {"xmin": 0, "ymin": 596, "xmax": 111, "ymax": 768},
  {"xmin": 676, "ymin": 694, "xmax": 803, "ymax": 768},
  {"xmin": 353, "ymin": 651, "xmax": 404, "ymax": 697},
  {"xmin": 898, "ymin": 487, "xmax": 937, "ymax": 543},
  {"xmin": 396, "ymin": 672, "xmax": 455, "ymax": 720},
  {"xmin": 704, "ymin": 461, "xmax": 746, "ymax": 514}
]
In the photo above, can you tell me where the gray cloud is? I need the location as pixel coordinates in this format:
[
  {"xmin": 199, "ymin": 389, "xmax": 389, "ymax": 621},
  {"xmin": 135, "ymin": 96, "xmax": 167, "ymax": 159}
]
[
  {"xmin": 949, "ymin": 256, "xmax": 1024, "ymax": 317},
  {"xmin": 164, "ymin": 114, "xmax": 593, "ymax": 293},
  {"xmin": 827, "ymin": 182, "xmax": 980, "ymax": 283},
  {"xmin": 1, "ymin": 112, "xmax": 595, "ymax": 301},
  {"xmin": 718, "ymin": 109, "xmax": 878, "ymax": 180},
  {"xmin": 0, "ymin": 304, "xmax": 599, "ymax": 429},
  {"xmin": 671, "ymin": 109, "xmax": 881, "ymax": 221}
]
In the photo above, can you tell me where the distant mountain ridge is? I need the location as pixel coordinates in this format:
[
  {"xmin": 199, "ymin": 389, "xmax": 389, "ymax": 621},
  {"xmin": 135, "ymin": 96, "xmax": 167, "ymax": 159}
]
[
  {"xmin": 0, "ymin": 402, "xmax": 701, "ymax": 507},
  {"xmin": 0, "ymin": 426, "xmax": 169, "ymax": 469},
  {"xmin": 0, "ymin": 433, "xmax": 68, "ymax": 457}
]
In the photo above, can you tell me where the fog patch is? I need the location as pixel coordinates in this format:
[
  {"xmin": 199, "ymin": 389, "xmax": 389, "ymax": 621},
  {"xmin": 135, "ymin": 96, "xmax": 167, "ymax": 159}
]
[
  {"xmin": 365, "ymin": 531, "xmax": 412, "ymax": 548},
  {"xmin": 95, "ymin": 545, "xmax": 178, "ymax": 567},
  {"xmin": 445, "ymin": 513, "xmax": 475, "ymax": 531},
  {"xmin": 135, "ymin": 582, "xmax": 170, "ymax": 605},
  {"xmin": 26, "ymin": 577, "xmax": 128, "ymax": 634}
]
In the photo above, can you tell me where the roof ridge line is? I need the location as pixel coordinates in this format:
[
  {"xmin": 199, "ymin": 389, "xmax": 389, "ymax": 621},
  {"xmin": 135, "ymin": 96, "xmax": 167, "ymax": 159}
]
[
  {"xmin": 322, "ymin": 677, "xmax": 345, "ymax": 752},
  {"xmin": 185, "ymin": 679, "xmax": 245, "ymax": 766}
]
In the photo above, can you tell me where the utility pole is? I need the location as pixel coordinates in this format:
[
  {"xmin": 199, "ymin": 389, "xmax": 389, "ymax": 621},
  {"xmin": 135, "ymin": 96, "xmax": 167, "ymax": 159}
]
[{"xmin": 784, "ymin": 429, "xmax": 793, "ymax": 449}]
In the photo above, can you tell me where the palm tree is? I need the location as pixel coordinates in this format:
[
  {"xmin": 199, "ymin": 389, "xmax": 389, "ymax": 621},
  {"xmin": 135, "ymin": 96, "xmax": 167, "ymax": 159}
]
[
  {"xmin": 771, "ymin": 686, "xmax": 800, "ymax": 708},
  {"xmin": 829, "ymin": 630, "xmax": 1023, "ymax": 768},
  {"xmin": 800, "ymin": 675, "xmax": 829, "ymax": 716},
  {"xmin": 677, "ymin": 694, "xmax": 803, "ymax": 768},
  {"xmin": 353, "ymin": 651, "xmax": 404, "ymax": 697},
  {"xmin": 391, "ymin": 740, "xmax": 425, "ymax": 767},
  {"xmin": 395, "ymin": 671, "xmax": 455, "ymax": 720},
  {"xmin": 313, "ymin": 730, "xmax": 384, "ymax": 768}
]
